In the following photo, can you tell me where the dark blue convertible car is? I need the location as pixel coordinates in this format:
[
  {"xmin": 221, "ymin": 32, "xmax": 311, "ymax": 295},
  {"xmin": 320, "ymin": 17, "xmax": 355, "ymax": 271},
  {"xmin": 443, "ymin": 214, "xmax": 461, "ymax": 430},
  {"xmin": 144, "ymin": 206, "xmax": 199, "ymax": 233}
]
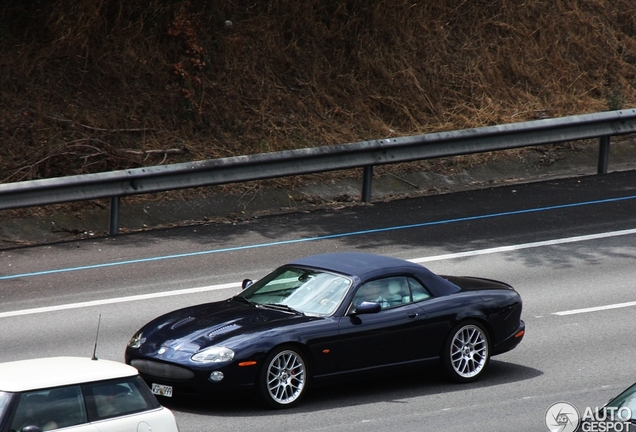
[{"xmin": 125, "ymin": 252, "xmax": 525, "ymax": 408}]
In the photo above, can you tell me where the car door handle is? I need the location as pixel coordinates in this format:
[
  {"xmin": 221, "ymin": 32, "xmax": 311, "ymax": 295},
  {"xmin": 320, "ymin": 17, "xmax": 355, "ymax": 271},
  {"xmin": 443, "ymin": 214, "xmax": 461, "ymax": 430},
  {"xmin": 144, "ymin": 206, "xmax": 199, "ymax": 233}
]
[{"xmin": 407, "ymin": 312, "xmax": 419, "ymax": 319}]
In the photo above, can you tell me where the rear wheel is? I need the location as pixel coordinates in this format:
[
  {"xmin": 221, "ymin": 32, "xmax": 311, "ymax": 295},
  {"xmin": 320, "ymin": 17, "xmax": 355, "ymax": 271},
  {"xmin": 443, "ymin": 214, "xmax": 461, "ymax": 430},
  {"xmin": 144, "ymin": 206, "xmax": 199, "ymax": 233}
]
[
  {"xmin": 258, "ymin": 346, "xmax": 308, "ymax": 409},
  {"xmin": 443, "ymin": 320, "xmax": 490, "ymax": 383}
]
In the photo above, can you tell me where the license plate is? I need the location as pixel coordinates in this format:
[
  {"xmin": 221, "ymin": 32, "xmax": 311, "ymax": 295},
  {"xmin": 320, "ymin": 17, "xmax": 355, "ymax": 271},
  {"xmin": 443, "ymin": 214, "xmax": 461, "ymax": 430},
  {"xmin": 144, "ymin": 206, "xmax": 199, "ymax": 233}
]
[{"xmin": 151, "ymin": 383, "xmax": 173, "ymax": 397}]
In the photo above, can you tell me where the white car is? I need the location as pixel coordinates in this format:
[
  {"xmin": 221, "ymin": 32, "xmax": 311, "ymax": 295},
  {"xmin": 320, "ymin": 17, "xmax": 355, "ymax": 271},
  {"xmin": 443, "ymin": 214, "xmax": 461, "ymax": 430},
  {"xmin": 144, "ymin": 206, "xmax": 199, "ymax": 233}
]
[{"xmin": 0, "ymin": 357, "xmax": 179, "ymax": 432}]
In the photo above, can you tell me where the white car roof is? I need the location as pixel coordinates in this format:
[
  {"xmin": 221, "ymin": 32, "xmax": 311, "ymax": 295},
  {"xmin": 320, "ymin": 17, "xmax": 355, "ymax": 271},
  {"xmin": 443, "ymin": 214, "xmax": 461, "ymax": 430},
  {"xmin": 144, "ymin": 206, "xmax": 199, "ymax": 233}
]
[{"xmin": 0, "ymin": 357, "xmax": 139, "ymax": 392}]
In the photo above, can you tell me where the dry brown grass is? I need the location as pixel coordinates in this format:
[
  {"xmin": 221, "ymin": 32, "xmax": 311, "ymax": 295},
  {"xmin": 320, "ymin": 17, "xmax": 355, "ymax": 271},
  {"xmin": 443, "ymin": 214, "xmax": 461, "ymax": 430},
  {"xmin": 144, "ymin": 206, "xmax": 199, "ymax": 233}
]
[{"xmin": 1, "ymin": 0, "xmax": 635, "ymax": 182}]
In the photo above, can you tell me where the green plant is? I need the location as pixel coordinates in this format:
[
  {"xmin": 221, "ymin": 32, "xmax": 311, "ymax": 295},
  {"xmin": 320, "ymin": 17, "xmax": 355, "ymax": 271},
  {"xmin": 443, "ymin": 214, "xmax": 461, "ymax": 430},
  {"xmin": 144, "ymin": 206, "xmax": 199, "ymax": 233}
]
[{"xmin": 607, "ymin": 85, "xmax": 626, "ymax": 111}]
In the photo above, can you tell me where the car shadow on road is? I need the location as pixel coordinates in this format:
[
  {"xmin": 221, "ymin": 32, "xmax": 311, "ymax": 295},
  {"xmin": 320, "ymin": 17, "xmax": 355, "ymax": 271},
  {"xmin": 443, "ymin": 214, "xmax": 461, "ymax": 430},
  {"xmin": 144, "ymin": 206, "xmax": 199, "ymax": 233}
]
[{"xmin": 159, "ymin": 359, "xmax": 542, "ymax": 417}]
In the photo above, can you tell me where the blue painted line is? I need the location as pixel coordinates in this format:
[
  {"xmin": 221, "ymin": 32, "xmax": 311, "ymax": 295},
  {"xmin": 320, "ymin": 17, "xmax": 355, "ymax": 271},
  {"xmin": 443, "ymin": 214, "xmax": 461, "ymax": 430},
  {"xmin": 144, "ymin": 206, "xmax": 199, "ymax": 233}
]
[{"xmin": 2, "ymin": 194, "xmax": 635, "ymax": 281}]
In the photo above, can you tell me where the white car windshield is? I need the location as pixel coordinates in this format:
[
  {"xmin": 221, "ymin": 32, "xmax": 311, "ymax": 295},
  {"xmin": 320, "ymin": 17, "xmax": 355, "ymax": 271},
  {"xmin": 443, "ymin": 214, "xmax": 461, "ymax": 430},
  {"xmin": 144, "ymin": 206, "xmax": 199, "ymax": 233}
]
[
  {"xmin": 606, "ymin": 383, "xmax": 636, "ymax": 420},
  {"xmin": 0, "ymin": 391, "xmax": 10, "ymax": 420},
  {"xmin": 241, "ymin": 267, "xmax": 351, "ymax": 316}
]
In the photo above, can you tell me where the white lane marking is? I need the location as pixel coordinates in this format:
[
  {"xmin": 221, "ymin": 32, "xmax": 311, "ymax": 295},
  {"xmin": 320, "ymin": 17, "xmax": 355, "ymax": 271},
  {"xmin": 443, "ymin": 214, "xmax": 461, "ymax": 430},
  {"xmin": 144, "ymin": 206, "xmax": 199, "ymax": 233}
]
[
  {"xmin": 2, "ymin": 228, "xmax": 635, "ymax": 319},
  {"xmin": 408, "ymin": 228, "xmax": 636, "ymax": 263},
  {"xmin": 0, "ymin": 282, "xmax": 241, "ymax": 318},
  {"xmin": 553, "ymin": 301, "xmax": 636, "ymax": 316}
]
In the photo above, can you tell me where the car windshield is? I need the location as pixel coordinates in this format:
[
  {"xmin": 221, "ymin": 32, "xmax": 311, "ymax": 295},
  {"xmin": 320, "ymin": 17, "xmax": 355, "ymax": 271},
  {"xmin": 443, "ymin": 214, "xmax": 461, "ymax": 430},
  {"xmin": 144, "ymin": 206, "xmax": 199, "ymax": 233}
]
[
  {"xmin": 606, "ymin": 382, "xmax": 636, "ymax": 420},
  {"xmin": 240, "ymin": 267, "xmax": 352, "ymax": 316},
  {"xmin": 0, "ymin": 391, "xmax": 11, "ymax": 420}
]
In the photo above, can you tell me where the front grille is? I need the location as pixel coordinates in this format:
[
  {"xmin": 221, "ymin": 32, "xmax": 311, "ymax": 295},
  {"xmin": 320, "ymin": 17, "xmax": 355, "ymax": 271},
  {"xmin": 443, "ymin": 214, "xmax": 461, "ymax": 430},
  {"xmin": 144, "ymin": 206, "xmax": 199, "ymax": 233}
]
[{"xmin": 131, "ymin": 359, "xmax": 195, "ymax": 380}]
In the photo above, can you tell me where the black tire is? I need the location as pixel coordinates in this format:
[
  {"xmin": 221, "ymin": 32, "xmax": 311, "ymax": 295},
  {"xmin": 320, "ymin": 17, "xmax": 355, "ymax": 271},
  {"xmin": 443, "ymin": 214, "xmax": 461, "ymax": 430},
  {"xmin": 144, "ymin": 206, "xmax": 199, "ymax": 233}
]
[
  {"xmin": 443, "ymin": 320, "xmax": 490, "ymax": 383},
  {"xmin": 258, "ymin": 345, "xmax": 308, "ymax": 409}
]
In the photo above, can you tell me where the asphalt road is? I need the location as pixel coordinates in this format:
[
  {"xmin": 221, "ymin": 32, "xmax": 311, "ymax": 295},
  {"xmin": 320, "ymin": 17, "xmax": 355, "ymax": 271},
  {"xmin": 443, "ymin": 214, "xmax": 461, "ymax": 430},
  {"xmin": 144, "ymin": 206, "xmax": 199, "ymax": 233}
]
[{"xmin": 2, "ymin": 170, "xmax": 636, "ymax": 431}]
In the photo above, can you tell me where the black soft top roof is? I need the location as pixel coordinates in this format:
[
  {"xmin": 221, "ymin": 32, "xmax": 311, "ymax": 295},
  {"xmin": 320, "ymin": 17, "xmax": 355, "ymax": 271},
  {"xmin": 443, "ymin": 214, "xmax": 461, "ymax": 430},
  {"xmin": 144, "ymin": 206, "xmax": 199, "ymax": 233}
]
[{"xmin": 288, "ymin": 252, "xmax": 460, "ymax": 297}]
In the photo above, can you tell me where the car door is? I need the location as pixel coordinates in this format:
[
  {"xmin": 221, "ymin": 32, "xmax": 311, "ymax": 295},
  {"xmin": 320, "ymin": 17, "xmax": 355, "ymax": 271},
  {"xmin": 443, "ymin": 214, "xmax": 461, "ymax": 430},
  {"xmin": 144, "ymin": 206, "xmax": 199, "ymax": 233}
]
[{"xmin": 337, "ymin": 276, "xmax": 428, "ymax": 372}]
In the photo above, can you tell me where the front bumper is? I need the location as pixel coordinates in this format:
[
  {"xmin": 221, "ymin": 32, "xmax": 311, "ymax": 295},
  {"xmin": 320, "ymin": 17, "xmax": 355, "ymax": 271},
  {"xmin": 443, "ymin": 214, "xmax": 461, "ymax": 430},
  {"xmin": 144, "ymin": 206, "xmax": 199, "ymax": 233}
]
[{"xmin": 125, "ymin": 354, "xmax": 261, "ymax": 398}]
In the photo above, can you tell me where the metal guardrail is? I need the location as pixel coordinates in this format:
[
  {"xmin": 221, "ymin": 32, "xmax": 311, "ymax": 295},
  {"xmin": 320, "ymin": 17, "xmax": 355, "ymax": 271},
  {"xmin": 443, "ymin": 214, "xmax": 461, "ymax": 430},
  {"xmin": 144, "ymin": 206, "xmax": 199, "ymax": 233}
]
[{"xmin": 1, "ymin": 108, "xmax": 636, "ymax": 235}]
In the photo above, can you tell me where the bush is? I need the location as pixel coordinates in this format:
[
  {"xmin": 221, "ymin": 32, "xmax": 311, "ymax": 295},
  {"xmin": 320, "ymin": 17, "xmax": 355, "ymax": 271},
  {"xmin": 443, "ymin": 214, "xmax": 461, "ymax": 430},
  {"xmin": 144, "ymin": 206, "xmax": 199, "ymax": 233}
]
[{"xmin": 1, "ymin": 0, "xmax": 635, "ymax": 181}]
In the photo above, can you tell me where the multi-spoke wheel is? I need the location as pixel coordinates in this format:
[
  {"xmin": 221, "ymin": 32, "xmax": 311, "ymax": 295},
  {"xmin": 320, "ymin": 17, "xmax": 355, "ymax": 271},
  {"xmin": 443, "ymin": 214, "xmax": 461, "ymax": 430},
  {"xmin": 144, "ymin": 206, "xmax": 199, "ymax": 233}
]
[
  {"xmin": 258, "ymin": 346, "xmax": 308, "ymax": 408},
  {"xmin": 443, "ymin": 320, "xmax": 490, "ymax": 383}
]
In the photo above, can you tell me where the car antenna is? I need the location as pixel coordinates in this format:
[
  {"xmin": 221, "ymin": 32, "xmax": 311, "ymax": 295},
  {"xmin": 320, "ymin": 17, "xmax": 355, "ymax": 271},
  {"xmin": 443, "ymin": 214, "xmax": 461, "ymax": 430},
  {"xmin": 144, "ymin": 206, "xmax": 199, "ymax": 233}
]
[{"xmin": 91, "ymin": 314, "xmax": 102, "ymax": 361}]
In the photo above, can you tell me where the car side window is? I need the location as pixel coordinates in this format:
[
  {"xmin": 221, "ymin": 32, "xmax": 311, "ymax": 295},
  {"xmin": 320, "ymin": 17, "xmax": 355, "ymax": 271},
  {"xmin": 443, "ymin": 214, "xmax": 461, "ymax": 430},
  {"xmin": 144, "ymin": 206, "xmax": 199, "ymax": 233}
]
[
  {"xmin": 83, "ymin": 376, "xmax": 159, "ymax": 421},
  {"xmin": 407, "ymin": 277, "xmax": 432, "ymax": 302},
  {"xmin": 10, "ymin": 385, "xmax": 86, "ymax": 431},
  {"xmin": 353, "ymin": 277, "xmax": 411, "ymax": 310}
]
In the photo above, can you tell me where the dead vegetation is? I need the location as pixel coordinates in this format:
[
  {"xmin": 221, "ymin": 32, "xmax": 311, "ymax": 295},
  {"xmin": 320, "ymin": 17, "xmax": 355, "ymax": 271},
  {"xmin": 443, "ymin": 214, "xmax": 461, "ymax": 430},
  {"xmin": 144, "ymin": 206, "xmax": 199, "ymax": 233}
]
[{"xmin": 1, "ymin": 0, "xmax": 635, "ymax": 183}]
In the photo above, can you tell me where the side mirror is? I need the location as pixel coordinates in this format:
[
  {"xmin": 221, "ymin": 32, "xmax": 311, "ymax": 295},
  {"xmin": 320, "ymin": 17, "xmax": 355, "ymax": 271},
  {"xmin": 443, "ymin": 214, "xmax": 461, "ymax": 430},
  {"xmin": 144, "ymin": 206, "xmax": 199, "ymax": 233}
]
[
  {"xmin": 22, "ymin": 426, "xmax": 43, "ymax": 432},
  {"xmin": 353, "ymin": 301, "xmax": 381, "ymax": 314},
  {"xmin": 242, "ymin": 279, "xmax": 253, "ymax": 290}
]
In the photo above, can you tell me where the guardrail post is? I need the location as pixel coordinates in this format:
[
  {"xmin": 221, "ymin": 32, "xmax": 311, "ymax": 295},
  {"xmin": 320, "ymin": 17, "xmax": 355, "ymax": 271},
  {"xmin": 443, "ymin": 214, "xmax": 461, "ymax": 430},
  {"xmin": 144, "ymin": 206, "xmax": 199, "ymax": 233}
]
[
  {"xmin": 598, "ymin": 136, "xmax": 611, "ymax": 174},
  {"xmin": 362, "ymin": 166, "xmax": 373, "ymax": 203},
  {"xmin": 109, "ymin": 196, "xmax": 120, "ymax": 235}
]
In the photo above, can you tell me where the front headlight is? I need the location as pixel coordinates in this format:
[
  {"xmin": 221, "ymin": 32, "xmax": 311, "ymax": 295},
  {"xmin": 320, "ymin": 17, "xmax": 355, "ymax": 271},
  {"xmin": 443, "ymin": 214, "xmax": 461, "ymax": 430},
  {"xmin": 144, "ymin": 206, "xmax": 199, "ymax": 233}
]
[
  {"xmin": 128, "ymin": 330, "xmax": 145, "ymax": 348},
  {"xmin": 191, "ymin": 346, "xmax": 235, "ymax": 363}
]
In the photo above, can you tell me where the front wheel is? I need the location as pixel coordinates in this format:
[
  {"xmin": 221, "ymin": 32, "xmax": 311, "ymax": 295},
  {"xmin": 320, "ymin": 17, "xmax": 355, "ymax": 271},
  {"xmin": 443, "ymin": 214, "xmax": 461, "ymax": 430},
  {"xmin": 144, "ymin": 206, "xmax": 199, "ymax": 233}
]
[
  {"xmin": 258, "ymin": 346, "xmax": 308, "ymax": 409},
  {"xmin": 443, "ymin": 320, "xmax": 490, "ymax": 383}
]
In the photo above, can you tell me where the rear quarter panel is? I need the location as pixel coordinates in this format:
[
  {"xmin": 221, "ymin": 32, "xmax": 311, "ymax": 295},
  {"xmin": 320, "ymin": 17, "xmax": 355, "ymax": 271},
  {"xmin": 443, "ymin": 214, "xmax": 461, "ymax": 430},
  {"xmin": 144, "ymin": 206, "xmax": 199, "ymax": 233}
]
[
  {"xmin": 478, "ymin": 289, "xmax": 523, "ymax": 353},
  {"xmin": 92, "ymin": 407, "xmax": 178, "ymax": 432},
  {"xmin": 415, "ymin": 293, "xmax": 488, "ymax": 359},
  {"xmin": 415, "ymin": 289, "xmax": 521, "ymax": 358}
]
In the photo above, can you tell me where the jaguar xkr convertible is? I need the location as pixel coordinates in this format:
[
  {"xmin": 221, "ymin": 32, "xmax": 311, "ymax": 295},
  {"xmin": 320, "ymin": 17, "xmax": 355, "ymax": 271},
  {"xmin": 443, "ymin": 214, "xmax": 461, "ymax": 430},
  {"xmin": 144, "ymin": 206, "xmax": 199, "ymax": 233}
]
[{"xmin": 125, "ymin": 252, "xmax": 525, "ymax": 408}]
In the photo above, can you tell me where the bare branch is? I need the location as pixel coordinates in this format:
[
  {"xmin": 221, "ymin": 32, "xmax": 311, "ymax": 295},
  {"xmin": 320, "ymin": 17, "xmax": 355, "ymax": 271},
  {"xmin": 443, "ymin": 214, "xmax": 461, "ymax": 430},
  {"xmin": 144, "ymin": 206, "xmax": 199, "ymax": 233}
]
[
  {"xmin": 116, "ymin": 148, "xmax": 188, "ymax": 156},
  {"xmin": 47, "ymin": 115, "xmax": 156, "ymax": 133}
]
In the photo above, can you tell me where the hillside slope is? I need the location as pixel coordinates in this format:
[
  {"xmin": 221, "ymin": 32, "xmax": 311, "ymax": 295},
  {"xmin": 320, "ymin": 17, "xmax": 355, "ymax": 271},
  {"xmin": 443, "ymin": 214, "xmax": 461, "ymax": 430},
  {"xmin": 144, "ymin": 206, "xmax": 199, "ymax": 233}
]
[{"xmin": 1, "ymin": 0, "xmax": 635, "ymax": 183}]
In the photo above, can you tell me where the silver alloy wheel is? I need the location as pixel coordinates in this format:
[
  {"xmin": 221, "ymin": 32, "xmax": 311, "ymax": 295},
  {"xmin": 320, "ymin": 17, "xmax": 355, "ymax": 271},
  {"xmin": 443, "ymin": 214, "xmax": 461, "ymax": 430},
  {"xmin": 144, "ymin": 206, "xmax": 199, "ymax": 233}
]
[
  {"xmin": 265, "ymin": 349, "xmax": 306, "ymax": 405},
  {"xmin": 449, "ymin": 324, "xmax": 488, "ymax": 378}
]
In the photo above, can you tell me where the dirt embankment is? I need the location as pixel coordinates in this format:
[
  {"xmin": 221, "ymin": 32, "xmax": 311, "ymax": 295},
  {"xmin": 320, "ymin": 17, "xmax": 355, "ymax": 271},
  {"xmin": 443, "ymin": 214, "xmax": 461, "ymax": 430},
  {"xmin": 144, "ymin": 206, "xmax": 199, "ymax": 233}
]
[{"xmin": 1, "ymin": 0, "xmax": 635, "ymax": 184}]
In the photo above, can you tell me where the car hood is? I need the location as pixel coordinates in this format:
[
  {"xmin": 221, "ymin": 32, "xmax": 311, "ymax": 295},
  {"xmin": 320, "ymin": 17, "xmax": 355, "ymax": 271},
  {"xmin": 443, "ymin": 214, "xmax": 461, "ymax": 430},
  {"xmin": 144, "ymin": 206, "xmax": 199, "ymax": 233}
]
[{"xmin": 136, "ymin": 299, "xmax": 311, "ymax": 355}]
